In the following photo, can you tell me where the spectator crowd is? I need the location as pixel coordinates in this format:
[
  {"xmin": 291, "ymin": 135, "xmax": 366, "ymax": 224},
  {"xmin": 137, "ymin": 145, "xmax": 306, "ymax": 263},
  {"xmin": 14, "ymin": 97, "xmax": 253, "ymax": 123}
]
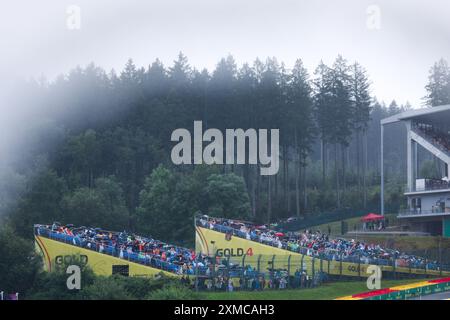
[
  {"xmin": 35, "ymin": 222, "xmax": 324, "ymax": 291},
  {"xmin": 414, "ymin": 123, "xmax": 450, "ymax": 155},
  {"xmin": 34, "ymin": 213, "xmax": 446, "ymax": 292},
  {"xmin": 35, "ymin": 223, "xmax": 212, "ymax": 276},
  {"xmin": 197, "ymin": 215, "xmax": 443, "ymax": 271}
]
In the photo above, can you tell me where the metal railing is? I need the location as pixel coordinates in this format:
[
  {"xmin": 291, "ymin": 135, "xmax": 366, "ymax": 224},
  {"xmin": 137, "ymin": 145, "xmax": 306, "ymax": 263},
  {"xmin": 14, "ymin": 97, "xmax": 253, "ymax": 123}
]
[
  {"xmin": 398, "ymin": 209, "xmax": 450, "ymax": 217},
  {"xmin": 405, "ymin": 181, "xmax": 450, "ymax": 193}
]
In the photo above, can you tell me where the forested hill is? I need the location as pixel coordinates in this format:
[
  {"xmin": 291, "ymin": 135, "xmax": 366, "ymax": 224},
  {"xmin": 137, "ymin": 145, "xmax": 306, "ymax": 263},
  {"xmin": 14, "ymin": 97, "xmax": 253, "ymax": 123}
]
[{"xmin": 1, "ymin": 53, "xmax": 449, "ymax": 245}]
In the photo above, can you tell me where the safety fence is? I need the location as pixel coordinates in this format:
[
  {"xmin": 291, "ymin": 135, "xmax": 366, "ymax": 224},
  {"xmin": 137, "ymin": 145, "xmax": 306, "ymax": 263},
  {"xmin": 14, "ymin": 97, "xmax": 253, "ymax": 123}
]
[
  {"xmin": 193, "ymin": 253, "xmax": 327, "ymax": 292},
  {"xmin": 215, "ymin": 253, "xmax": 450, "ymax": 282}
]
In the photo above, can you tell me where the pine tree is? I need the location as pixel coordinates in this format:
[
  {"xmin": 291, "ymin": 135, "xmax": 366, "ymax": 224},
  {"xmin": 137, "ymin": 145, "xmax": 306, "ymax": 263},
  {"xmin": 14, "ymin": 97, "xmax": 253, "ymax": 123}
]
[
  {"xmin": 313, "ymin": 60, "xmax": 333, "ymax": 187},
  {"xmin": 350, "ymin": 62, "xmax": 372, "ymax": 208},
  {"xmin": 288, "ymin": 59, "xmax": 315, "ymax": 216},
  {"xmin": 424, "ymin": 58, "xmax": 450, "ymax": 107}
]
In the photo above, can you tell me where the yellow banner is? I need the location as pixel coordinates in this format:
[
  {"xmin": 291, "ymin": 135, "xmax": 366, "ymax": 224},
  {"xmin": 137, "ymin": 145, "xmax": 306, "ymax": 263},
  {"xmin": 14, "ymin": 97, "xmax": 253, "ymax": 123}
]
[{"xmin": 35, "ymin": 235, "xmax": 176, "ymax": 278}]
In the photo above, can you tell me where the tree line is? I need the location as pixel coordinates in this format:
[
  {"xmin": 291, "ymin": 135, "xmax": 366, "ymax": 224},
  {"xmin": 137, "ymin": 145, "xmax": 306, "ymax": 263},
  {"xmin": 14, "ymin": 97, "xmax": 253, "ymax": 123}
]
[{"xmin": 1, "ymin": 54, "xmax": 449, "ymax": 244}]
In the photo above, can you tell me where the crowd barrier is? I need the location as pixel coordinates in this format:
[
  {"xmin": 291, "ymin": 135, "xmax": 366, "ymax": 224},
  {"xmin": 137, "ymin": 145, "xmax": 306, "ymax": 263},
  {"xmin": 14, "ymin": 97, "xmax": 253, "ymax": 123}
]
[{"xmin": 337, "ymin": 277, "xmax": 450, "ymax": 300}]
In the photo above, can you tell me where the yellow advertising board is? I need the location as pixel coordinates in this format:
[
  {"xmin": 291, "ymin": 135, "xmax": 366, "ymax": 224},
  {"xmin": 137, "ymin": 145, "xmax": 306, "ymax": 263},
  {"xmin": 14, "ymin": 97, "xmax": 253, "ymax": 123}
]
[{"xmin": 35, "ymin": 235, "xmax": 176, "ymax": 278}]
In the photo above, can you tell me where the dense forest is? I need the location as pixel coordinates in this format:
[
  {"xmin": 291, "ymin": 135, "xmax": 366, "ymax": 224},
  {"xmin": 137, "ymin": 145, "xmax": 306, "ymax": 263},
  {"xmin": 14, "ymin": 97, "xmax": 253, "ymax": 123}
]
[
  {"xmin": 1, "ymin": 54, "xmax": 450, "ymax": 245},
  {"xmin": 1, "ymin": 54, "xmax": 450, "ymax": 296}
]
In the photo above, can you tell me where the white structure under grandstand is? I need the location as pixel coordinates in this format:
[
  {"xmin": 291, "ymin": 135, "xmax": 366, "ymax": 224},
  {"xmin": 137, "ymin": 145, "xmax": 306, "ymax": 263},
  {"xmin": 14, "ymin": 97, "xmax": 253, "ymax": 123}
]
[{"xmin": 381, "ymin": 104, "xmax": 450, "ymax": 237}]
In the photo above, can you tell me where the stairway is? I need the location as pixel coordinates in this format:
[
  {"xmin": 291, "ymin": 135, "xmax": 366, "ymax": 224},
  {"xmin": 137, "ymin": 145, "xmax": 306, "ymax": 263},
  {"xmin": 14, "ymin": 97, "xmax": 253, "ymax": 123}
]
[{"xmin": 410, "ymin": 128, "xmax": 450, "ymax": 166}]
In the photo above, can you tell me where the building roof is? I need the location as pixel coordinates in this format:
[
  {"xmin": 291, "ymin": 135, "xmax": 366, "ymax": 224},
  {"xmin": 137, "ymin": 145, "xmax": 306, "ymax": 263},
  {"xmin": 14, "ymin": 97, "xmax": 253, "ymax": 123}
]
[{"xmin": 381, "ymin": 104, "xmax": 450, "ymax": 125}]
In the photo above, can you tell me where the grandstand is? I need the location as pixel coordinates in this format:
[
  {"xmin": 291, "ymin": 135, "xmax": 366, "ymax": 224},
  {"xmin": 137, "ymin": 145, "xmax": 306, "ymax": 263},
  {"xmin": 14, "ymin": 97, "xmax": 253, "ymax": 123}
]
[
  {"xmin": 195, "ymin": 215, "xmax": 450, "ymax": 279},
  {"xmin": 33, "ymin": 217, "xmax": 450, "ymax": 296},
  {"xmin": 34, "ymin": 223, "xmax": 292, "ymax": 291},
  {"xmin": 34, "ymin": 223, "xmax": 200, "ymax": 278},
  {"xmin": 381, "ymin": 104, "xmax": 450, "ymax": 237}
]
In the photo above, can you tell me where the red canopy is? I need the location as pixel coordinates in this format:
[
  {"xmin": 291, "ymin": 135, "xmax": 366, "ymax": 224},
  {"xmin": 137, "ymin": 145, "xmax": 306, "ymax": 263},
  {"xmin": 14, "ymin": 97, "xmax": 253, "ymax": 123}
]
[{"xmin": 361, "ymin": 213, "xmax": 384, "ymax": 222}]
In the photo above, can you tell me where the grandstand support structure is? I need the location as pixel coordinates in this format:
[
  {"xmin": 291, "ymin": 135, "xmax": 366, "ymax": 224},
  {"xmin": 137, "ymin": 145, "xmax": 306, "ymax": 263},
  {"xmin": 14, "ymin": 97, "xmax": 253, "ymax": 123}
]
[
  {"xmin": 381, "ymin": 104, "xmax": 450, "ymax": 237},
  {"xmin": 34, "ymin": 231, "xmax": 176, "ymax": 278},
  {"xmin": 195, "ymin": 220, "xmax": 450, "ymax": 278}
]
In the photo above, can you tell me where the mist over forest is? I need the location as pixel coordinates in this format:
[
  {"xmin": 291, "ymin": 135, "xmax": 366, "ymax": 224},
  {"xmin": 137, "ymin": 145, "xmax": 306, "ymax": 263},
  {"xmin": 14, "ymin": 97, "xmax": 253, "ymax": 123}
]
[
  {"xmin": 3, "ymin": 0, "xmax": 450, "ymax": 303},
  {"xmin": 1, "ymin": 53, "xmax": 450, "ymax": 245}
]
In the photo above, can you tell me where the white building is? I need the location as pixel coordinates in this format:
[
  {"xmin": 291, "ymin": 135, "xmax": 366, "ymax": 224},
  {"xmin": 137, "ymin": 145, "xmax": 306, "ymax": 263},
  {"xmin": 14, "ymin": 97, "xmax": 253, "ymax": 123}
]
[{"xmin": 381, "ymin": 104, "xmax": 450, "ymax": 237}]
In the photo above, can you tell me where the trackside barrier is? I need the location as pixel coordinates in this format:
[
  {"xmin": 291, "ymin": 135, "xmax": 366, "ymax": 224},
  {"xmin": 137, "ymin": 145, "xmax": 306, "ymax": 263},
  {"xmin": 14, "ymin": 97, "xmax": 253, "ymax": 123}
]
[{"xmin": 336, "ymin": 277, "xmax": 450, "ymax": 300}]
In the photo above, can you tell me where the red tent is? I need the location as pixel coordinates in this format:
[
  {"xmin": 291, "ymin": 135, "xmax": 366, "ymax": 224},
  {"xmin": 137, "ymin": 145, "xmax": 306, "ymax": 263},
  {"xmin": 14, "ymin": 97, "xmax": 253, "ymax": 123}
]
[{"xmin": 361, "ymin": 213, "xmax": 384, "ymax": 222}]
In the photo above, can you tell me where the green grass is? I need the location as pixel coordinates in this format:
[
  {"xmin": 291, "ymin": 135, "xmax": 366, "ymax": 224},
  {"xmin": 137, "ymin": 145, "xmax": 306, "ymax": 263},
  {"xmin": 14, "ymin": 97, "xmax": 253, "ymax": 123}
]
[{"xmin": 200, "ymin": 278, "xmax": 433, "ymax": 300}]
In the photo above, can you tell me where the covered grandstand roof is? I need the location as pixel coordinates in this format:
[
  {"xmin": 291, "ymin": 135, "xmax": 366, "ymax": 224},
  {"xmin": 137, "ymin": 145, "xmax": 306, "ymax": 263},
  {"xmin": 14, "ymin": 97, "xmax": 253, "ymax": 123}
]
[{"xmin": 381, "ymin": 104, "xmax": 450, "ymax": 125}]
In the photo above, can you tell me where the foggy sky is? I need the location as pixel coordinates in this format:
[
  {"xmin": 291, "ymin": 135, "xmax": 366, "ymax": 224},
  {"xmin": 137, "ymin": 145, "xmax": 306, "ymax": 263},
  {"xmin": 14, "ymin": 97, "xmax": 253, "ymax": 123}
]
[{"xmin": 1, "ymin": 0, "xmax": 450, "ymax": 108}]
